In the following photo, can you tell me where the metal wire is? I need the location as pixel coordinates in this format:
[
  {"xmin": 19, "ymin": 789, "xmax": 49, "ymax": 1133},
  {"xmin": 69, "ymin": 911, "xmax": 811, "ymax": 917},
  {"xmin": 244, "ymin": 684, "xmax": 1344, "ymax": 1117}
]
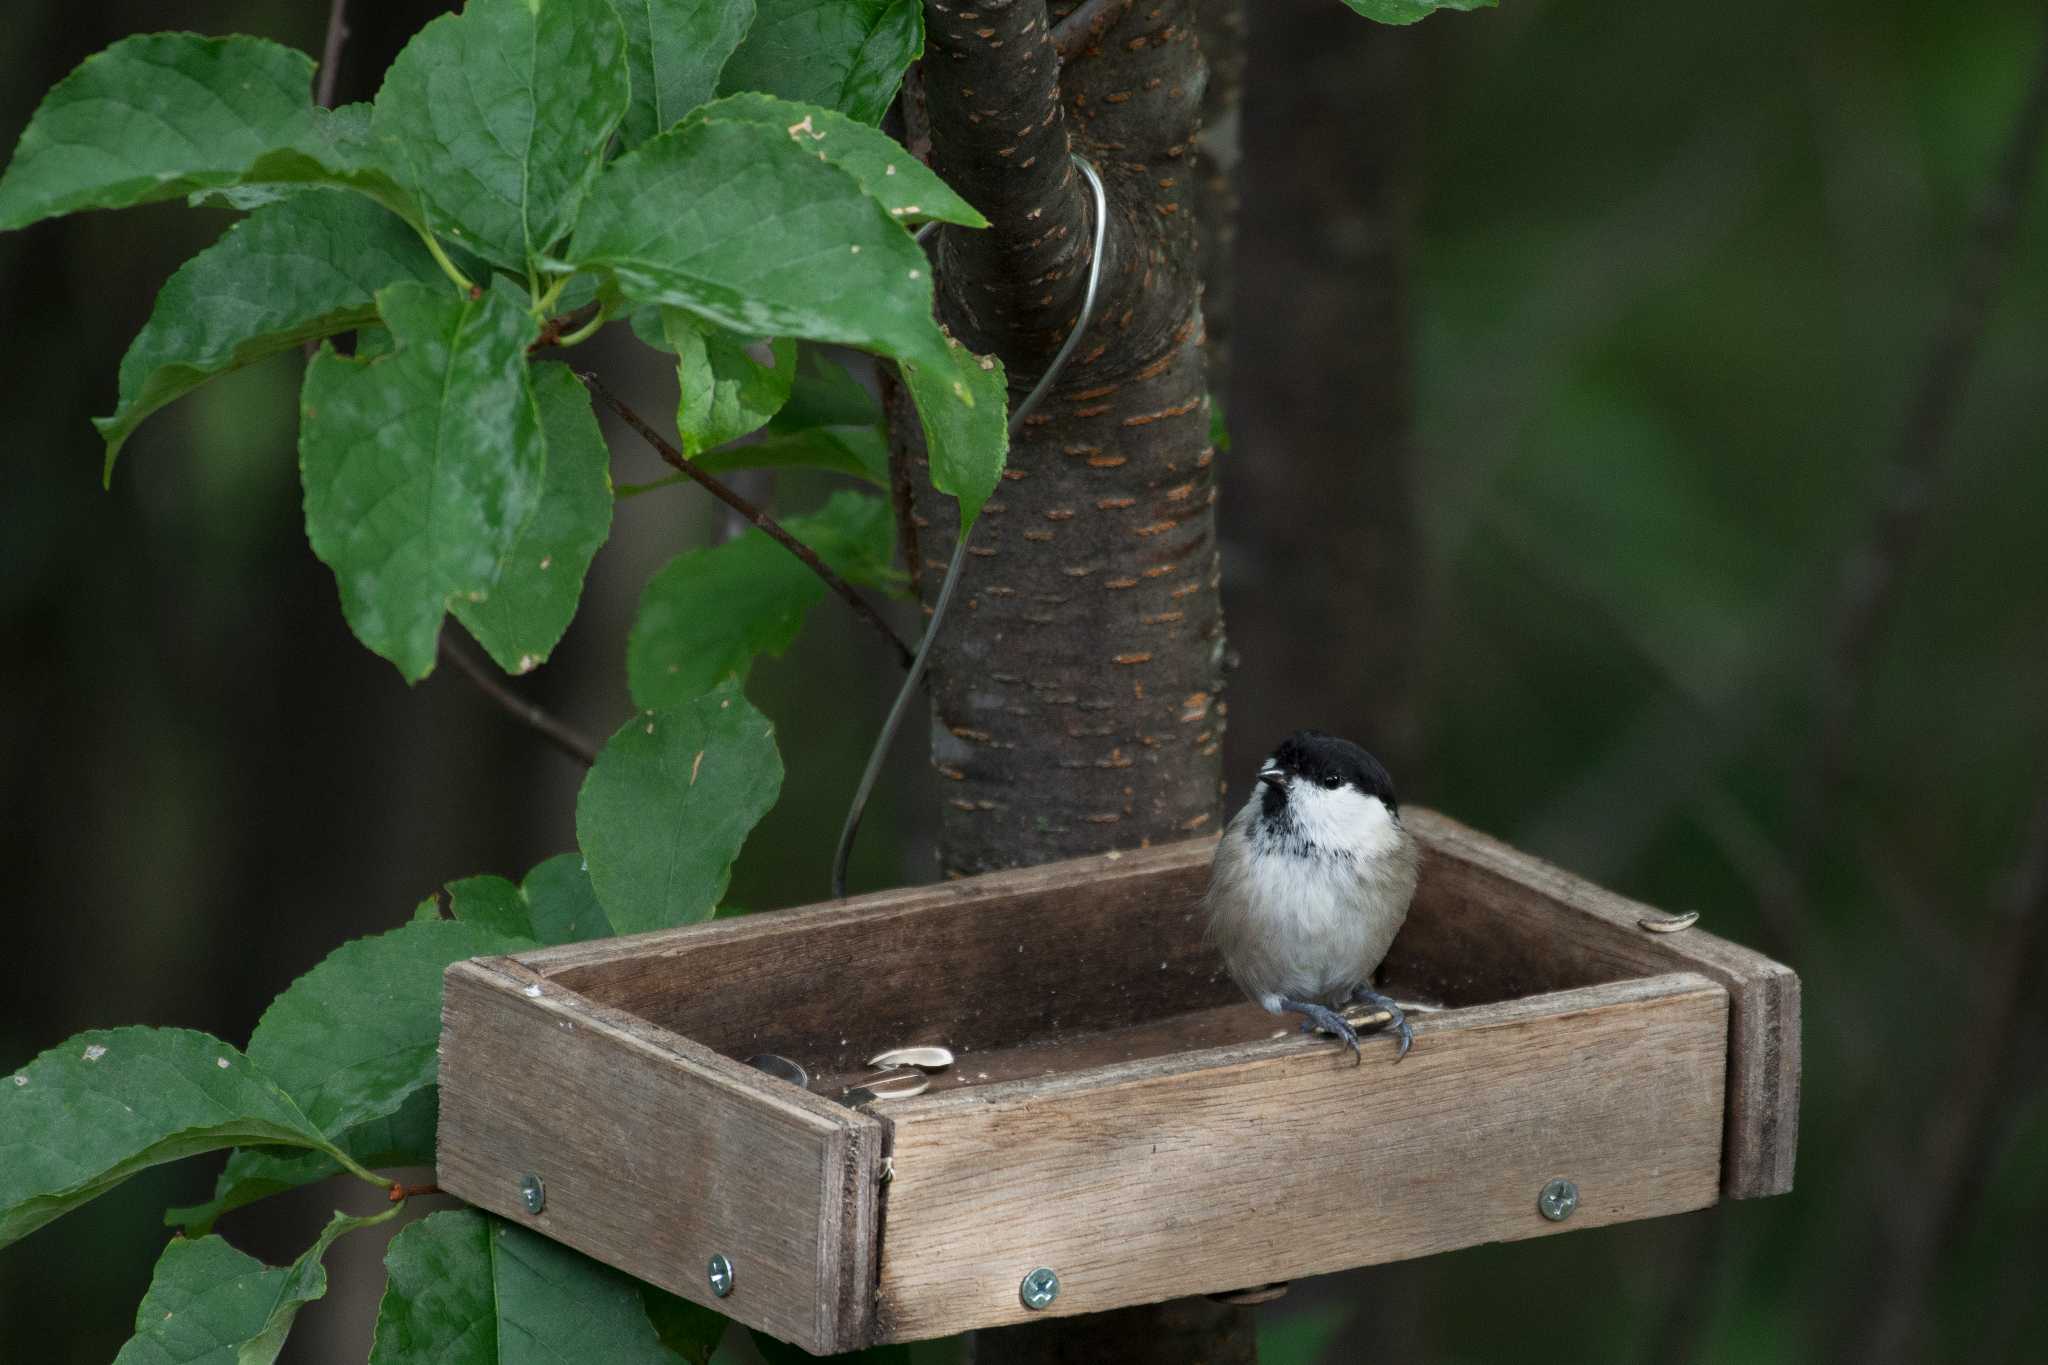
[{"xmin": 832, "ymin": 154, "xmax": 1111, "ymax": 898}]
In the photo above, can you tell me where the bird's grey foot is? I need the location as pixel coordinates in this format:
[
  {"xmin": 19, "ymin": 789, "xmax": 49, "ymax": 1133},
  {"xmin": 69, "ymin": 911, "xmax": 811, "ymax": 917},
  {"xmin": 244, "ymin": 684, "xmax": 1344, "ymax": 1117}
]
[
  {"xmin": 1346, "ymin": 986, "xmax": 1413, "ymax": 1062},
  {"xmin": 1278, "ymin": 997, "xmax": 1363, "ymax": 1065}
]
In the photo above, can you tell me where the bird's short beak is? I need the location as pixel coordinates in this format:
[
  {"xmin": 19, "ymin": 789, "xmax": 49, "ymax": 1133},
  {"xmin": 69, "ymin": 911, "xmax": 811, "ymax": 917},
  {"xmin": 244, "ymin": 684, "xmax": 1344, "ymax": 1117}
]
[{"xmin": 1257, "ymin": 765, "xmax": 1286, "ymax": 788}]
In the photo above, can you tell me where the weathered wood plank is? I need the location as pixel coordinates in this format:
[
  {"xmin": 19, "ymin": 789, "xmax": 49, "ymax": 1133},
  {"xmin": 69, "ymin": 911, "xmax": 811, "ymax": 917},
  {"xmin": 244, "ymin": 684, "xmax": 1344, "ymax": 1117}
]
[
  {"xmin": 436, "ymin": 958, "xmax": 882, "ymax": 1354},
  {"xmin": 872, "ymin": 973, "xmax": 1727, "ymax": 1340},
  {"xmin": 524, "ymin": 842, "xmax": 1237, "ymax": 1082},
  {"xmin": 1399, "ymin": 810, "xmax": 1801, "ymax": 1197}
]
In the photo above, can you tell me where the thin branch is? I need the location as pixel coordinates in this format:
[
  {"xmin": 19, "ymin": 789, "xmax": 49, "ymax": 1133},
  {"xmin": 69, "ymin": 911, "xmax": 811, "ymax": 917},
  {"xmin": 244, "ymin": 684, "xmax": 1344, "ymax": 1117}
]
[
  {"xmin": 316, "ymin": 0, "xmax": 350, "ymax": 110},
  {"xmin": 529, "ymin": 302, "xmax": 602, "ymax": 355},
  {"xmin": 1052, "ymin": 0, "xmax": 1137, "ymax": 61},
  {"xmin": 388, "ymin": 1180, "xmax": 442, "ymax": 1202},
  {"xmin": 436, "ymin": 634, "xmax": 601, "ymax": 767},
  {"xmin": 876, "ymin": 366, "xmax": 925, "ymax": 597},
  {"xmin": 579, "ymin": 371, "xmax": 916, "ymax": 669},
  {"xmin": 1854, "ymin": 781, "xmax": 2048, "ymax": 1364},
  {"xmin": 1810, "ymin": 22, "xmax": 2048, "ymax": 821},
  {"xmin": 305, "ymin": 0, "xmax": 351, "ymax": 363}
]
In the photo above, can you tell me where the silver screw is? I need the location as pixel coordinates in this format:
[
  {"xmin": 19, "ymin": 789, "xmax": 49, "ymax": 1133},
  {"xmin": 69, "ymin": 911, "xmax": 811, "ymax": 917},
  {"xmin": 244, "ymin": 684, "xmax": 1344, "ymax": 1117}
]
[
  {"xmin": 1019, "ymin": 1266, "xmax": 1061, "ymax": 1310},
  {"xmin": 1538, "ymin": 1177, "xmax": 1579, "ymax": 1222},
  {"xmin": 708, "ymin": 1253, "xmax": 735, "ymax": 1298},
  {"xmin": 518, "ymin": 1173, "xmax": 545, "ymax": 1214}
]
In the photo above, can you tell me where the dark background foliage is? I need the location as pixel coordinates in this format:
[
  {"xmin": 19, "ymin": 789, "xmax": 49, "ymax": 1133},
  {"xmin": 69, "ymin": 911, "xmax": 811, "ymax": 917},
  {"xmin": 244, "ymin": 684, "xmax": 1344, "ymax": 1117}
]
[{"xmin": 4, "ymin": 0, "xmax": 2044, "ymax": 1360}]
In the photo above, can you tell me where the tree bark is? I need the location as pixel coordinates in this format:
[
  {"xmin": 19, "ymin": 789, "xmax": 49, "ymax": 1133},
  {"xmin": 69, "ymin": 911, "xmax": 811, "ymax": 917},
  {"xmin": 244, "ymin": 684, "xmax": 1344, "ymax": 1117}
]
[
  {"xmin": 903, "ymin": 0, "xmax": 1227, "ymax": 879},
  {"xmin": 894, "ymin": 3, "xmax": 1249, "ymax": 1359}
]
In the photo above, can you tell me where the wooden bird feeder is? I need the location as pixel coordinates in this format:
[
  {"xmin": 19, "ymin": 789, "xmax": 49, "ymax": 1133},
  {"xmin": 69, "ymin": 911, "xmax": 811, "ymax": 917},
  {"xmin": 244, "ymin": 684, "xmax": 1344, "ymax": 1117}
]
[{"xmin": 436, "ymin": 810, "xmax": 1800, "ymax": 1355}]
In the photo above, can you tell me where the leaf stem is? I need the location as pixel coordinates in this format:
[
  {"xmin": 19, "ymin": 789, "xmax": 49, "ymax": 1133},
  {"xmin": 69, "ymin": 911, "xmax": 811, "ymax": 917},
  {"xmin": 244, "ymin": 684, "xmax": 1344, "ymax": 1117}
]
[
  {"xmin": 418, "ymin": 230, "xmax": 476, "ymax": 294},
  {"xmin": 326, "ymin": 1144, "xmax": 397, "ymax": 1191},
  {"xmin": 533, "ymin": 275, "xmax": 570, "ymax": 316},
  {"xmin": 436, "ymin": 634, "xmax": 602, "ymax": 767},
  {"xmin": 553, "ymin": 311, "xmax": 606, "ymax": 348},
  {"xmin": 580, "ymin": 371, "xmax": 916, "ymax": 669},
  {"xmin": 614, "ymin": 472, "xmax": 690, "ymax": 499}
]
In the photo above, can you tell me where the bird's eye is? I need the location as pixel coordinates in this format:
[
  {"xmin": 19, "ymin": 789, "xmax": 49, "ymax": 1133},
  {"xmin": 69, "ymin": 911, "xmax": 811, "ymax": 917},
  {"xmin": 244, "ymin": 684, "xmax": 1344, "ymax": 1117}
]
[{"xmin": 1322, "ymin": 775, "xmax": 1341, "ymax": 789}]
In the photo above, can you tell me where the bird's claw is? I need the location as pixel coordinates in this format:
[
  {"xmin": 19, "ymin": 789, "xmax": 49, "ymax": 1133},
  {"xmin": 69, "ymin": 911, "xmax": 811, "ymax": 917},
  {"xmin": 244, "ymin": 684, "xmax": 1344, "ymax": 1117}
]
[
  {"xmin": 1347, "ymin": 987, "xmax": 1413, "ymax": 1063},
  {"xmin": 1280, "ymin": 999, "xmax": 1365, "ymax": 1066}
]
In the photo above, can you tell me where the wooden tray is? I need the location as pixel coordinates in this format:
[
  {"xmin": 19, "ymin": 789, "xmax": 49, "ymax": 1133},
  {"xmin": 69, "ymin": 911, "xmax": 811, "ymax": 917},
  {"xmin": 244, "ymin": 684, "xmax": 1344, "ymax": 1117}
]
[{"xmin": 436, "ymin": 809, "xmax": 1799, "ymax": 1354}]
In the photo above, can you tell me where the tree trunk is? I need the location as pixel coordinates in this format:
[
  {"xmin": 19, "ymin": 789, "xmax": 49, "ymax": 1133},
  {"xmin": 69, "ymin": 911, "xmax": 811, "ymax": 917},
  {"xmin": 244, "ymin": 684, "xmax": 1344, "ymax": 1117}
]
[
  {"xmin": 902, "ymin": 0, "xmax": 1228, "ymax": 877},
  {"xmin": 1222, "ymin": 0, "xmax": 1423, "ymax": 780},
  {"xmin": 889, "ymin": 2, "xmax": 1251, "ymax": 1359}
]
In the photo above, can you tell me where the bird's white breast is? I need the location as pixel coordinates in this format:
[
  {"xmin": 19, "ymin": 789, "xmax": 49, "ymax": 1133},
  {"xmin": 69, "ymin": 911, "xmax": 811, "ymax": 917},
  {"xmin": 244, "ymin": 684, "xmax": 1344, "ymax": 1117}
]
[{"xmin": 1205, "ymin": 787, "xmax": 1418, "ymax": 1009}]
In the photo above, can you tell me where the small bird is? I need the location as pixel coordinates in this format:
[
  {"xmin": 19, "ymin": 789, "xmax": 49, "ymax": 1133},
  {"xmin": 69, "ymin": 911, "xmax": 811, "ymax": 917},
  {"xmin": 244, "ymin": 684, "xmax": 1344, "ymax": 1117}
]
[{"xmin": 1204, "ymin": 730, "xmax": 1421, "ymax": 1063}]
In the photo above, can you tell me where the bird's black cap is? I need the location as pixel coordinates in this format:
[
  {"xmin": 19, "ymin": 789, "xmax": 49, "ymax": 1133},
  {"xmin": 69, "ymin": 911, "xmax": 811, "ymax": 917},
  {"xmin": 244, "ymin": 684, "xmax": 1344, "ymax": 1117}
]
[{"xmin": 1267, "ymin": 730, "xmax": 1400, "ymax": 809}]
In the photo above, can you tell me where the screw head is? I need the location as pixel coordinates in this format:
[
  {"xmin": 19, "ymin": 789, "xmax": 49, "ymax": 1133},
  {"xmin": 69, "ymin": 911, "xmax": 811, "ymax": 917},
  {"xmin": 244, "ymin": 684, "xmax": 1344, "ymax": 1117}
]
[
  {"xmin": 1538, "ymin": 1177, "xmax": 1579, "ymax": 1222},
  {"xmin": 708, "ymin": 1253, "xmax": 735, "ymax": 1298},
  {"xmin": 1020, "ymin": 1266, "xmax": 1061, "ymax": 1310},
  {"xmin": 518, "ymin": 1174, "xmax": 545, "ymax": 1214}
]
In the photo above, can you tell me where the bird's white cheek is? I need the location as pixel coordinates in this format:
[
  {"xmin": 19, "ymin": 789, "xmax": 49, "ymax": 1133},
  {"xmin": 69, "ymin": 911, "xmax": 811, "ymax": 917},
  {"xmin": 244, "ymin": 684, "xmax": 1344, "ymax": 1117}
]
[{"xmin": 1288, "ymin": 787, "xmax": 1401, "ymax": 860}]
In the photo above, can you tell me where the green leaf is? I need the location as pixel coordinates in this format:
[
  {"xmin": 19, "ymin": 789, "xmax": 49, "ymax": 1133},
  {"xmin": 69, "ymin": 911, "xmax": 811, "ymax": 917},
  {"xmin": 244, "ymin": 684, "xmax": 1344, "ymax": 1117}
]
[
  {"xmin": 113, "ymin": 1236, "xmax": 285, "ymax": 1365},
  {"xmin": 448, "ymin": 852, "xmax": 614, "ymax": 945},
  {"xmin": 450, "ymin": 363, "xmax": 615, "ymax": 674},
  {"xmin": 901, "ymin": 335, "xmax": 1008, "ymax": 530},
  {"xmin": 1208, "ymin": 392, "xmax": 1232, "ymax": 454},
  {"xmin": 566, "ymin": 117, "xmax": 954, "ymax": 373},
  {"xmin": 786, "ymin": 488, "xmax": 901, "ymax": 585},
  {"xmin": 720, "ymin": 0, "xmax": 924, "ymax": 126},
  {"xmin": 1, "ymin": 1028, "xmax": 339, "ymax": 1250},
  {"xmin": 239, "ymin": 103, "xmax": 427, "ymax": 230},
  {"xmin": 166, "ymin": 1086, "xmax": 440, "ymax": 1238},
  {"xmin": 371, "ymin": 0, "xmax": 631, "ymax": 272},
  {"xmin": 300, "ymin": 279, "xmax": 545, "ymax": 682},
  {"xmin": 628, "ymin": 490, "xmax": 894, "ymax": 709},
  {"xmin": 655, "ymin": 308, "xmax": 797, "ymax": 454},
  {"xmin": 369, "ymin": 1209, "xmax": 683, "ymax": 1365},
  {"xmin": 695, "ymin": 425, "xmax": 889, "ymax": 486},
  {"xmin": 0, "ymin": 35, "xmax": 318, "ymax": 231},
  {"xmin": 628, "ymin": 535, "xmax": 815, "ymax": 705},
  {"xmin": 521, "ymin": 852, "xmax": 616, "ymax": 942},
  {"xmin": 117, "ymin": 1206, "xmax": 398, "ymax": 1365},
  {"xmin": 577, "ymin": 679, "xmax": 782, "ymax": 934},
  {"xmin": 244, "ymin": 1208, "xmax": 403, "ymax": 1364},
  {"xmin": 1339, "ymin": 0, "xmax": 1498, "ymax": 24},
  {"xmin": 690, "ymin": 93, "xmax": 984, "ymax": 226},
  {"xmin": 247, "ymin": 917, "xmax": 533, "ymax": 1140},
  {"xmin": 642, "ymin": 1285, "xmax": 727, "ymax": 1364},
  {"xmin": 0, "ymin": 45, "xmax": 426, "ymax": 236},
  {"xmin": 615, "ymin": 0, "xmax": 759, "ymax": 147},
  {"xmin": 95, "ymin": 192, "xmax": 444, "ymax": 479},
  {"xmin": 769, "ymin": 347, "xmax": 881, "ymax": 431},
  {"xmin": 445, "ymin": 876, "xmax": 529, "ymax": 938}
]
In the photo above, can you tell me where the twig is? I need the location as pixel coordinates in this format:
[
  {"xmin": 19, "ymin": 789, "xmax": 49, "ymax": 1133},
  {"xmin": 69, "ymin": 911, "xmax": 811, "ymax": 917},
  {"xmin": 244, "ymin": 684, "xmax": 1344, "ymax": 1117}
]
[
  {"xmin": 1053, "ymin": 0, "xmax": 1137, "ymax": 60},
  {"xmin": 1854, "ymin": 782, "xmax": 2048, "ymax": 1364},
  {"xmin": 388, "ymin": 1180, "xmax": 442, "ymax": 1203},
  {"xmin": 306, "ymin": 0, "xmax": 351, "ymax": 363},
  {"xmin": 580, "ymin": 371, "xmax": 916, "ymax": 669},
  {"xmin": 529, "ymin": 303, "xmax": 602, "ymax": 355},
  {"xmin": 436, "ymin": 634, "xmax": 601, "ymax": 767},
  {"xmin": 316, "ymin": 0, "xmax": 350, "ymax": 110},
  {"xmin": 1810, "ymin": 23, "xmax": 2048, "ymax": 822},
  {"xmin": 876, "ymin": 367, "xmax": 925, "ymax": 597}
]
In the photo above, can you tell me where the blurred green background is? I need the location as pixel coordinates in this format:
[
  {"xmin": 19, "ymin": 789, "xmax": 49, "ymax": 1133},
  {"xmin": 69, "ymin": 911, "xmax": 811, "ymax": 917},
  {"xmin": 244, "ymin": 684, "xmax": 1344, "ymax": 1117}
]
[{"xmin": 3, "ymin": 1, "xmax": 2044, "ymax": 1361}]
